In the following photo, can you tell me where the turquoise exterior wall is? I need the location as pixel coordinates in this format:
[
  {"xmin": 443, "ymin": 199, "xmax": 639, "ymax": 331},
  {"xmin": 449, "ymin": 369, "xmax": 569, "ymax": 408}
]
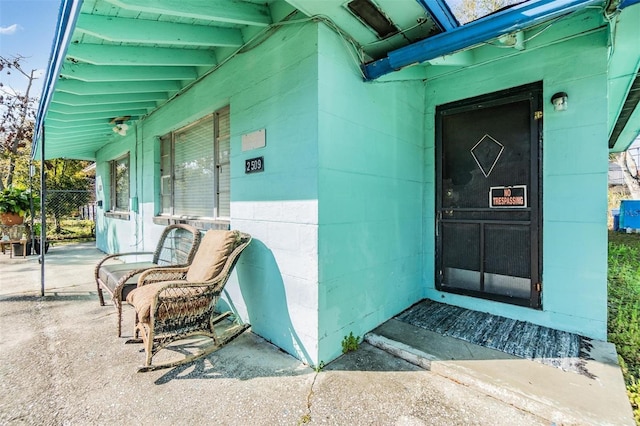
[
  {"xmin": 316, "ymin": 26, "xmax": 426, "ymax": 362},
  {"xmin": 95, "ymin": 22, "xmax": 322, "ymax": 364},
  {"xmin": 422, "ymin": 27, "xmax": 610, "ymax": 340},
  {"xmin": 93, "ymin": 12, "xmax": 612, "ymax": 366},
  {"xmin": 94, "ymin": 139, "xmax": 136, "ymax": 255}
]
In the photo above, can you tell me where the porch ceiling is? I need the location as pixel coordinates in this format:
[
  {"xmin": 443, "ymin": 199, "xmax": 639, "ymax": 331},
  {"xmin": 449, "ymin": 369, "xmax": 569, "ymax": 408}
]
[
  {"xmin": 37, "ymin": 0, "xmax": 290, "ymax": 160},
  {"xmin": 35, "ymin": 0, "xmax": 640, "ymax": 159}
]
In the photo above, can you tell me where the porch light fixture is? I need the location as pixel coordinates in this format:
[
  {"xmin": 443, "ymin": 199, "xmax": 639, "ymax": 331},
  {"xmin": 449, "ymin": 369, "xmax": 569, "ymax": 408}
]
[
  {"xmin": 110, "ymin": 116, "xmax": 131, "ymax": 136},
  {"xmin": 551, "ymin": 92, "xmax": 568, "ymax": 111}
]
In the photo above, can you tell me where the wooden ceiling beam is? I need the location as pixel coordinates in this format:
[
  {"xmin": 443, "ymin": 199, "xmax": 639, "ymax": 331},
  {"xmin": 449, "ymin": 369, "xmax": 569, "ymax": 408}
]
[
  {"xmin": 102, "ymin": 0, "xmax": 271, "ymax": 26},
  {"xmin": 55, "ymin": 80, "xmax": 181, "ymax": 95},
  {"xmin": 59, "ymin": 63, "xmax": 197, "ymax": 82},
  {"xmin": 51, "ymin": 91, "xmax": 167, "ymax": 106},
  {"xmin": 76, "ymin": 14, "xmax": 244, "ymax": 47},
  {"xmin": 67, "ymin": 44, "xmax": 217, "ymax": 67}
]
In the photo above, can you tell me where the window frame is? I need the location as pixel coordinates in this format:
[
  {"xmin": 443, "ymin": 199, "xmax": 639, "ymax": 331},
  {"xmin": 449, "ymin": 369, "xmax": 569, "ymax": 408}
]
[
  {"xmin": 158, "ymin": 105, "xmax": 230, "ymax": 222},
  {"xmin": 109, "ymin": 153, "xmax": 130, "ymax": 213}
]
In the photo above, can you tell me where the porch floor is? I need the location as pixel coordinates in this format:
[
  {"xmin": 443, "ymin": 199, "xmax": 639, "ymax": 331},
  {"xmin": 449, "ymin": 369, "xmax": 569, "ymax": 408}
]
[
  {"xmin": 0, "ymin": 244, "xmax": 634, "ymax": 425},
  {"xmin": 367, "ymin": 301, "xmax": 634, "ymax": 425},
  {"xmin": 398, "ymin": 299, "xmax": 587, "ymax": 373}
]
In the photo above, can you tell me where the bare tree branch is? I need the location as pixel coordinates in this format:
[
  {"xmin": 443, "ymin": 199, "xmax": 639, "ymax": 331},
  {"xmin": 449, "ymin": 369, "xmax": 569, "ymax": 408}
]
[{"xmin": 0, "ymin": 55, "xmax": 38, "ymax": 190}]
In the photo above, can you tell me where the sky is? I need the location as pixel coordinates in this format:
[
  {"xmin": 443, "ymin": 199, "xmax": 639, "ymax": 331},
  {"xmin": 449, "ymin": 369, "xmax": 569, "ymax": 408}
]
[{"xmin": 0, "ymin": 0, "xmax": 62, "ymax": 97}]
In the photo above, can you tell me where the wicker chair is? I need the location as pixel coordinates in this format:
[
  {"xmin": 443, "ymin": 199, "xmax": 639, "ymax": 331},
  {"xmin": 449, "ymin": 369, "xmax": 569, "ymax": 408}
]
[
  {"xmin": 125, "ymin": 230, "xmax": 252, "ymax": 372},
  {"xmin": 95, "ymin": 224, "xmax": 201, "ymax": 337}
]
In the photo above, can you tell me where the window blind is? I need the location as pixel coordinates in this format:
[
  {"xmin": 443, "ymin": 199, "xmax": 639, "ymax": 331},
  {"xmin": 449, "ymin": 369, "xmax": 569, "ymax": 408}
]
[
  {"xmin": 159, "ymin": 105, "xmax": 230, "ymax": 219},
  {"xmin": 174, "ymin": 116, "xmax": 215, "ymax": 217}
]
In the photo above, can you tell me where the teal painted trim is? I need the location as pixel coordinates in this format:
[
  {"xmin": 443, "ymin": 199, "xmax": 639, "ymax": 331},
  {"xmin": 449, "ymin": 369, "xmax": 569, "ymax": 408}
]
[{"xmin": 32, "ymin": 0, "xmax": 83, "ymax": 159}]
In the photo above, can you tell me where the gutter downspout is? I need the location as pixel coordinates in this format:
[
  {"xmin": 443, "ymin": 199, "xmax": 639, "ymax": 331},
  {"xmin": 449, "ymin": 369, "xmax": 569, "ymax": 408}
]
[{"xmin": 363, "ymin": 0, "xmax": 604, "ymax": 80}]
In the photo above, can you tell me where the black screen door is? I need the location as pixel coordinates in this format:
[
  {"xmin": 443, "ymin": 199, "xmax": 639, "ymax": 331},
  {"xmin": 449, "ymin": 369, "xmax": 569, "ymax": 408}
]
[{"xmin": 435, "ymin": 83, "xmax": 542, "ymax": 308}]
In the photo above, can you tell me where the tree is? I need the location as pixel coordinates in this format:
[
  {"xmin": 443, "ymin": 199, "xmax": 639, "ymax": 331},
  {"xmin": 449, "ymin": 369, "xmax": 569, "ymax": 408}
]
[
  {"xmin": 45, "ymin": 159, "xmax": 94, "ymax": 233},
  {"xmin": 1, "ymin": 55, "xmax": 95, "ymax": 235},
  {"xmin": 614, "ymin": 149, "xmax": 640, "ymax": 199},
  {"xmin": 453, "ymin": 0, "xmax": 521, "ymax": 24},
  {"xmin": 0, "ymin": 55, "xmax": 38, "ymax": 190}
]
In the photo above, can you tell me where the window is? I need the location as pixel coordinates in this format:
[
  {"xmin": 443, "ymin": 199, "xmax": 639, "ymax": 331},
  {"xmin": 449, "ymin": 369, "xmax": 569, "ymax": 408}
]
[
  {"xmin": 110, "ymin": 154, "xmax": 130, "ymax": 211},
  {"xmin": 160, "ymin": 106, "xmax": 230, "ymax": 219}
]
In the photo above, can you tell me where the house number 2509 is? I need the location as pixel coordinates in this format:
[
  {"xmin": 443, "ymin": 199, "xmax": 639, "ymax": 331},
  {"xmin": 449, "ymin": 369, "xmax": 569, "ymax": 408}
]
[{"xmin": 245, "ymin": 157, "xmax": 264, "ymax": 174}]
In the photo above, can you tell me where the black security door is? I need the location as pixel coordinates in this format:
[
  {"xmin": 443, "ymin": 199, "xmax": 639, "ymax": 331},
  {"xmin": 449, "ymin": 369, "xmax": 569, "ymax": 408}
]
[{"xmin": 435, "ymin": 83, "xmax": 542, "ymax": 308}]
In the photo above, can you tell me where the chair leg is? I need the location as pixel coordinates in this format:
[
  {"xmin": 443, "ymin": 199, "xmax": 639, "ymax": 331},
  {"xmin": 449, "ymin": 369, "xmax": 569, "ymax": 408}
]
[
  {"xmin": 96, "ymin": 281, "xmax": 106, "ymax": 306},
  {"xmin": 143, "ymin": 324, "xmax": 154, "ymax": 368},
  {"xmin": 134, "ymin": 313, "xmax": 139, "ymax": 339},
  {"xmin": 124, "ymin": 313, "xmax": 143, "ymax": 344},
  {"xmin": 116, "ymin": 299, "xmax": 123, "ymax": 338},
  {"xmin": 137, "ymin": 323, "xmax": 250, "ymax": 373}
]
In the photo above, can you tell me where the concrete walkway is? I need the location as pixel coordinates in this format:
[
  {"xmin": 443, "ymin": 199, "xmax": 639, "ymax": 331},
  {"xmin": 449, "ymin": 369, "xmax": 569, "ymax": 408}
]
[{"xmin": 0, "ymin": 243, "xmax": 634, "ymax": 425}]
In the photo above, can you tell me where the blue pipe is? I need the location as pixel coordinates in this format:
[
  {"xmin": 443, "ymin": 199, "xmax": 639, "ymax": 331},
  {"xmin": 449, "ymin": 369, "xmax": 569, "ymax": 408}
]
[
  {"xmin": 619, "ymin": 0, "xmax": 640, "ymax": 8},
  {"xmin": 365, "ymin": 0, "xmax": 604, "ymax": 80},
  {"xmin": 32, "ymin": 0, "xmax": 83, "ymax": 158}
]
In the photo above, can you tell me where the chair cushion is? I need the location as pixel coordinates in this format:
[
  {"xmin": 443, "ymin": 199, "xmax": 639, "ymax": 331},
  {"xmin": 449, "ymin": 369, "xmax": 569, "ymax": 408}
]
[
  {"xmin": 185, "ymin": 230, "xmax": 236, "ymax": 282},
  {"xmin": 98, "ymin": 262, "xmax": 157, "ymax": 296},
  {"xmin": 126, "ymin": 282, "xmax": 207, "ymax": 324}
]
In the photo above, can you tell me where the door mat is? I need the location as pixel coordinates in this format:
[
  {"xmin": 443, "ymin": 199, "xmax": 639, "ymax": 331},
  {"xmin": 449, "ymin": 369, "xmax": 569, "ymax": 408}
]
[{"xmin": 396, "ymin": 299, "xmax": 594, "ymax": 377}]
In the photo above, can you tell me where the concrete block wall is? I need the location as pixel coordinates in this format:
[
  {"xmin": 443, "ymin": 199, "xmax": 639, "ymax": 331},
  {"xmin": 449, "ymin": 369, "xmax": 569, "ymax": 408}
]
[
  {"xmin": 96, "ymin": 22, "xmax": 322, "ymax": 364},
  {"xmin": 316, "ymin": 25, "xmax": 427, "ymax": 362},
  {"xmin": 92, "ymin": 9, "xmax": 614, "ymax": 369}
]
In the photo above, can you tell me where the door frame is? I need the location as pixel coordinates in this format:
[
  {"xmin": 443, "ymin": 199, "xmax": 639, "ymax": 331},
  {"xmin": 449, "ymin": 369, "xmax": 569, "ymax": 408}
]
[{"xmin": 434, "ymin": 82, "xmax": 543, "ymax": 309}]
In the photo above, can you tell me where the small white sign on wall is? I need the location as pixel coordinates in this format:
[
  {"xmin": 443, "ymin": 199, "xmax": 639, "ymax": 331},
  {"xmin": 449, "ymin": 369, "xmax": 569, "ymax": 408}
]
[{"xmin": 242, "ymin": 129, "xmax": 266, "ymax": 151}]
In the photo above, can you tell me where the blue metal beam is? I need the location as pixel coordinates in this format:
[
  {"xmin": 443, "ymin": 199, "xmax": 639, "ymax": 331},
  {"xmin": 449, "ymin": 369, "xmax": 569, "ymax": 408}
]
[
  {"xmin": 620, "ymin": 0, "xmax": 640, "ymax": 8},
  {"xmin": 415, "ymin": 0, "xmax": 459, "ymax": 31},
  {"xmin": 364, "ymin": 0, "xmax": 604, "ymax": 80},
  {"xmin": 32, "ymin": 0, "xmax": 84, "ymax": 158}
]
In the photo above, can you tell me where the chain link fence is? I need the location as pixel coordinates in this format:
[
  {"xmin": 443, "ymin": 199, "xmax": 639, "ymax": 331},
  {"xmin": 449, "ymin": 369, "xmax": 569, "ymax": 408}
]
[{"xmin": 30, "ymin": 187, "xmax": 96, "ymax": 244}]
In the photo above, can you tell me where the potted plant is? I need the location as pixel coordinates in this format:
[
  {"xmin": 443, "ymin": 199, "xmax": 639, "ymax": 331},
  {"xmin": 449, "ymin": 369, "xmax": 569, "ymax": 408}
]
[{"xmin": 0, "ymin": 186, "xmax": 36, "ymax": 226}]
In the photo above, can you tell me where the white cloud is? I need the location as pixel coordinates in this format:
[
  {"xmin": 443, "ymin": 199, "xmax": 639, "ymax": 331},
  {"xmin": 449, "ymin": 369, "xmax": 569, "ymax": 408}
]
[{"xmin": 0, "ymin": 24, "xmax": 21, "ymax": 35}]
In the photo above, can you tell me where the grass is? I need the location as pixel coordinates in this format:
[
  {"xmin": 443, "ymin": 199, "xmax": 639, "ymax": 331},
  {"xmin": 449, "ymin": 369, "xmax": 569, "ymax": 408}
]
[
  {"xmin": 44, "ymin": 219, "xmax": 95, "ymax": 242},
  {"xmin": 608, "ymin": 231, "xmax": 640, "ymax": 424}
]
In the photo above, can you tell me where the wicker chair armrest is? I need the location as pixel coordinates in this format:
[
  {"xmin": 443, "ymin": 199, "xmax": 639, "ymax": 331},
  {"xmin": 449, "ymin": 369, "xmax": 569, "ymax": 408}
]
[
  {"xmin": 155, "ymin": 281, "xmax": 214, "ymax": 293},
  {"xmin": 96, "ymin": 251, "xmax": 154, "ymax": 268},
  {"xmin": 137, "ymin": 267, "xmax": 189, "ymax": 287},
  {"xmin": 150, "ymin": 281, "xmax": 221, "ymax": 318}
]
